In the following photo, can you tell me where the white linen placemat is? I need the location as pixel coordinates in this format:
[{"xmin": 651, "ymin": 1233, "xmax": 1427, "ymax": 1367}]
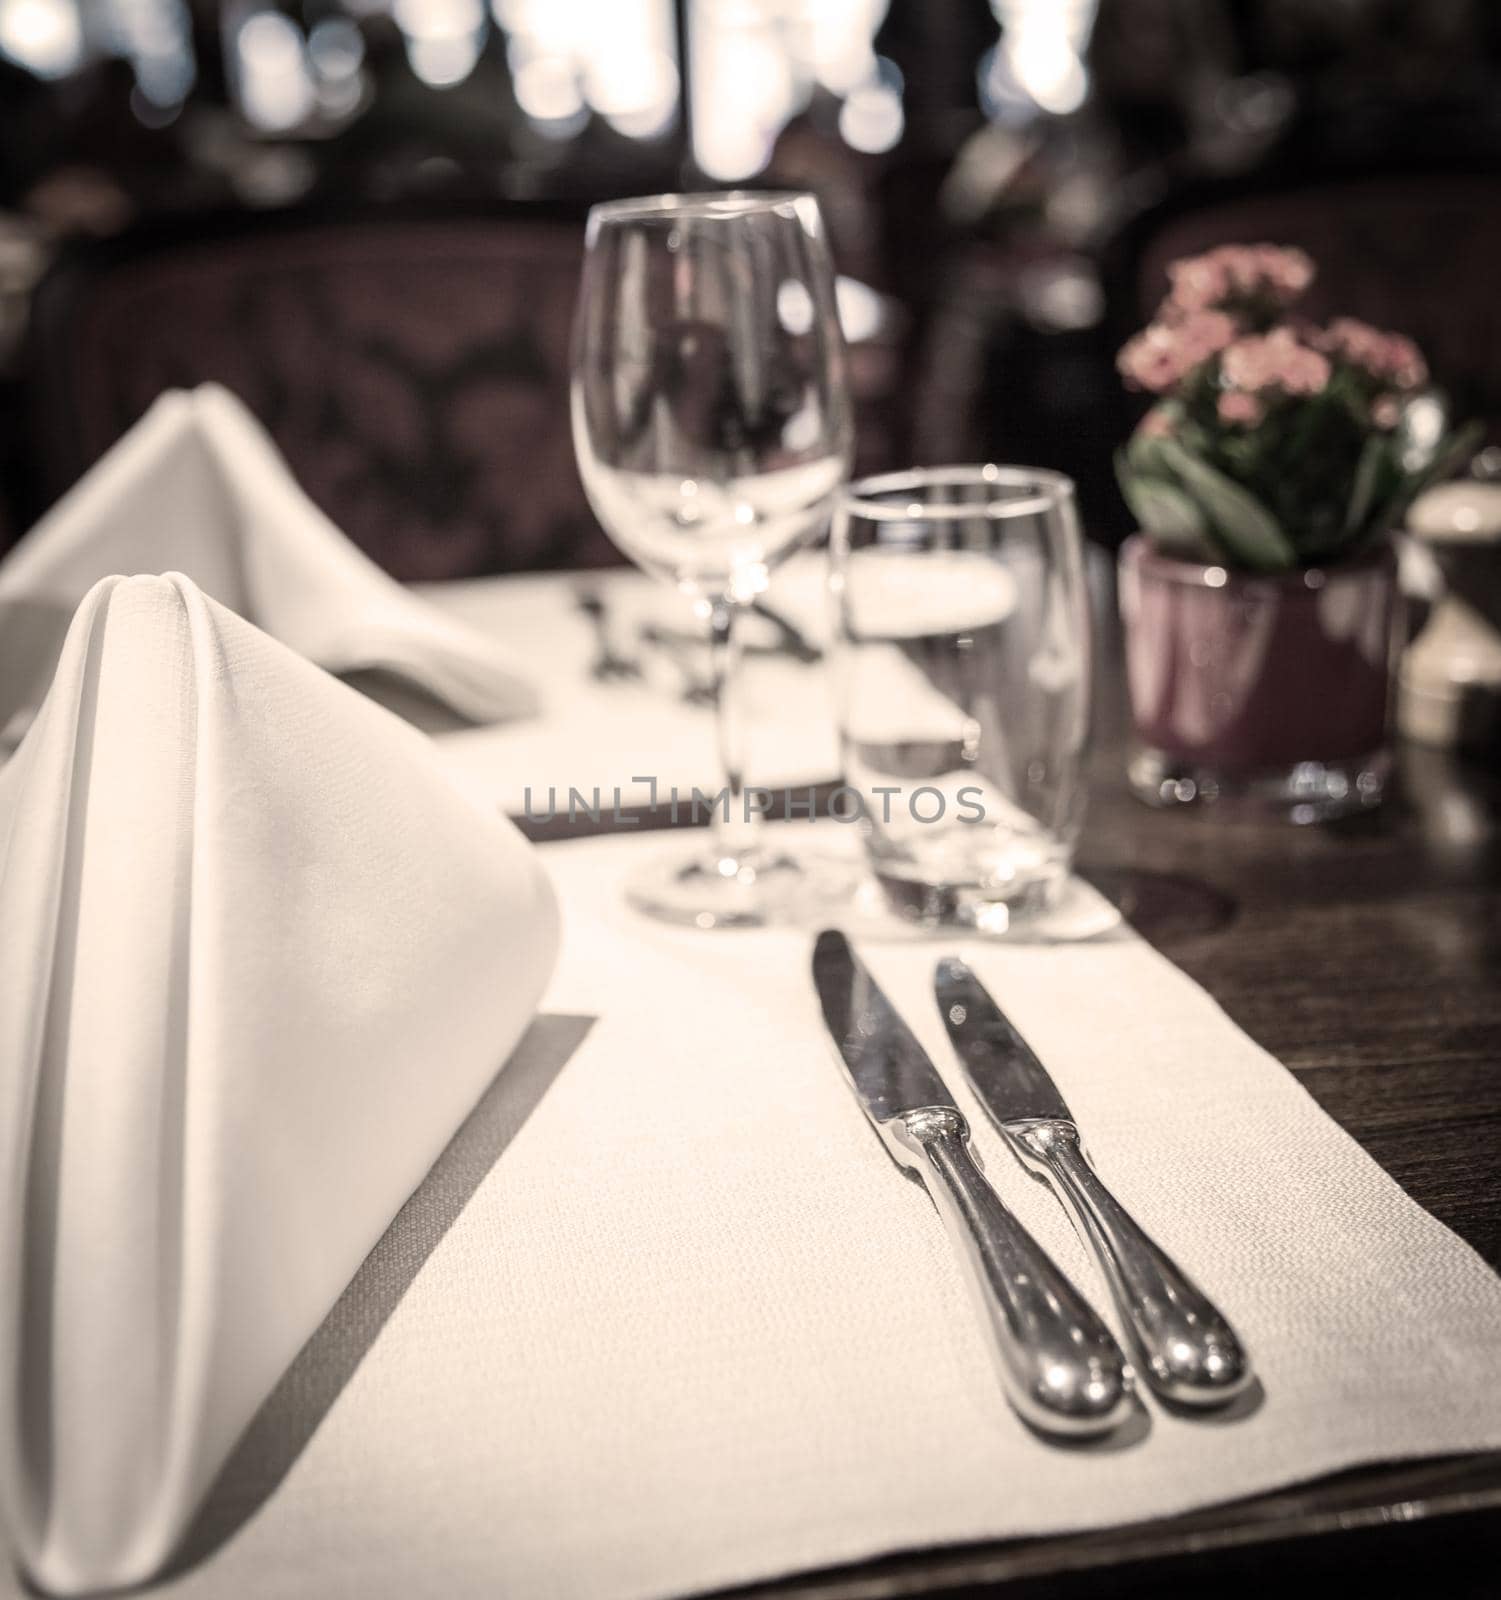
[{"xmin": 10, "ymin": 825, "xmax": 1498, "ymax": 1600}]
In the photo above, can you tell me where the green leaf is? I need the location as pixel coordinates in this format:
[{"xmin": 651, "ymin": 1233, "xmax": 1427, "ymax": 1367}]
[
  {"xmin": 1115, "ymin": 456, "xmax": 1219, "ymax": 562},
  {"xmin": 1344, "ymin": 433, "xmax": 1389, "ymax": 535},
  {"xmin": 1125, "ymin": 433, "xmax": 1166, "ymax": 478},
  {"xmin": 1155, "ymin": 439, "xmax": 1297, "ymax": 571},
  {"xmin": 1124, "ymin": 405, "xmax": 1183, "ymax": 475}
]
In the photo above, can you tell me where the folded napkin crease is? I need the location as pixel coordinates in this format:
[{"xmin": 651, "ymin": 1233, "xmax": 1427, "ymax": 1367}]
[{"xmin": 0, "ymin": 574, "xmax": 559, "ymax": 1594}]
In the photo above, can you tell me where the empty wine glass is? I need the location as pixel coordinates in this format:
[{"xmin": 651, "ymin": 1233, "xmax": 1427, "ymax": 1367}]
[{"xmin": 571, "ymin": 191, "xmax": 854, "ymax": 927}]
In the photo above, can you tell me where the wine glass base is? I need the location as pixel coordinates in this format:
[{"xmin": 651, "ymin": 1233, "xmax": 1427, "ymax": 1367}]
[
  {"xmin": 842, "ymin": 872, "xmax": 1122, "ymax": 943},
  {"xmin": 624, "ymin": 841, "xmax": 863, "ymax": 929}
]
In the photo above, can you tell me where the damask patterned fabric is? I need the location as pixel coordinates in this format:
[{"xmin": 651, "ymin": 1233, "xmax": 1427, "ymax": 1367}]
[{"xmin": 28, "ymin": 218, "xmax": 620, "ymax": 581}]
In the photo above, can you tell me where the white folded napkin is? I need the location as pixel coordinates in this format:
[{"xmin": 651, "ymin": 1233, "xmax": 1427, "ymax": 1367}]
[
  {"xmin": 0, "ymin": 386, "xmax": 538, "ymax": 743},
  {"xmin": 0, "ymin": 574, "xmax": 559, "ymax": 1595}
]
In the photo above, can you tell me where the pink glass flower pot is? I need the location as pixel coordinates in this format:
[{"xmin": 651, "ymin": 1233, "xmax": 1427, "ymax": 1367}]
[{"xmin": 1118, "ymin": 535, "xmax": 1401, "ymax": 819}]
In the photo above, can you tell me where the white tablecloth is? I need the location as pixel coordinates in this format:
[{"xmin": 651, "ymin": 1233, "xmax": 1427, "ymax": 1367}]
[
  {"xmin": 12, "ymin": 822, "xmax": 1498, "ymax": 1600},
  {"xmin": 417, "ymin": 562, "xmax": 841, "ymax": 816}
]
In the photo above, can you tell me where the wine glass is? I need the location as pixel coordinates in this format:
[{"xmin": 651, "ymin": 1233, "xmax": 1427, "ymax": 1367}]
[{"xmin": 571, "ymin": 191, "xmax": 854, "ymax": 927}]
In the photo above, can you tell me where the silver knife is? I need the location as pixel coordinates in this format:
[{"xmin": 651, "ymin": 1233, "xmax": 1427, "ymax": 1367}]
[
  {"xmin": 812, "ymin": 931, "xmax": 1132, "ymax": 1438},
  {"xmin": 935, "ymin": 958, "xmax": 1253, "ymax": 1409}
]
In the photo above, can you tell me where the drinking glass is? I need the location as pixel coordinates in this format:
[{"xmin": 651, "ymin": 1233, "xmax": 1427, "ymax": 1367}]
[
  {"xmin": 571, "ymin": 191, "xmax": 853, "ymax": 927},
  {"xmin": 831, "ymin": 466, "xmax": 1091, "ymax": 931}
]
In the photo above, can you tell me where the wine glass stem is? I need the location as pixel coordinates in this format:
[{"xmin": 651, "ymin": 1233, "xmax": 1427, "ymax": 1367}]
[{"xmin": 708, "ymin": 596, "xmax": 759, "ymax": 871}]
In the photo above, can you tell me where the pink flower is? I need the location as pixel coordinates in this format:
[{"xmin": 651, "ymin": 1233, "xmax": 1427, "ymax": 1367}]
[
  {"xmin": 1176, "ymin": 310, "xmax": 1238, "ymax": 365},
  {"xmin": 1220, "ymin": 326, "xmax": 1331, "ymax": 396},
  {"xmin": 1218, "ymin": 391, "xmax": 1264, "ymax": 427},
  {"xmin": 1372, "ymin": 394, "xmax": 1403, "ymax": 430},
  {"xmin": 1165, "ymin": 244, "xmax": 1314, "ymax": 314},
  {"xmin": 1322, "ymin": 318, "xmax": 1428, "ymax": 389},
  {"xmin": 1116, "ymin": 310, "xmax": 1237, "ymax": 393},
  {"xmin": 1166, "ymin": 253, "xmax": 1231, "ymax": 315},
  {"xmin": 1252, "ymin": 243, "xmax": 1316, "ymax": 299},
  {"xmin": 1136, "ymin": 404, "xmax": 1176, "ymax": 439},
  {"xmin": 1116, "ymin": 327, "xmax": 1180, "ymax": 392}
]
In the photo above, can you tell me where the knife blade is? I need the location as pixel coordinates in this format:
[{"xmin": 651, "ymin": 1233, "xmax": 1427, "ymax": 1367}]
[
  {"xmin": 812, "ymin": 930, "xmax": 1131, "ymax": 1437},
  {"xmin": 935, "ymin": 957, "xmax": 1253, "ymax": 1409}
]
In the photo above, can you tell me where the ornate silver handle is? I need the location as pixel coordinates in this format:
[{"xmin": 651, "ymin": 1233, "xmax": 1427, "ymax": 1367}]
[
  {"xmin": 892, "ymin": 1109, "xmax": 1133, "ymax": 1437},
  {"xmin": 1010, "ymin": 1122, "xmax": 1252, "ymax": 1408}
]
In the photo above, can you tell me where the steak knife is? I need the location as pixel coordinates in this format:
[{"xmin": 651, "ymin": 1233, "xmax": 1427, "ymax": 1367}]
[
  {"xmin": 935, "ymin": 958, "xmax": 1253, "ymax": 1409},
  {"xmin": 812, "ymin": 931, "xmax": 1132, "ymax": 1438}
]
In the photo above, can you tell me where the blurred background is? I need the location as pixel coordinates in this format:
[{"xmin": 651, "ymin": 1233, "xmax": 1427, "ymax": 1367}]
[{"xmin": 2, "ymin": 0, "xmax": 1499, "ymax": 580}]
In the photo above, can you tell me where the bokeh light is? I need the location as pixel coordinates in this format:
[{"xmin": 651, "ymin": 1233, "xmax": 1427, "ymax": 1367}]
[
  {"xmin": 497, "ymin": 0, "xmax": 676, "ymax": 142},
  {"xmin": 0, "ymin": 0, "xmax": 84, "ymax": 79},
  {"xmin": 689, "ymin": 0, "xmax": 897, "ymax": 180},
  {"xmin": 233, "ymin": 9, "xmax": 315, "ymax": 132}
]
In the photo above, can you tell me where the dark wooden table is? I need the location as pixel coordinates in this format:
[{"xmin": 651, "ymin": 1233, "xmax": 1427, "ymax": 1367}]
[{"xmin": 520, "ymin": 615, "xmax": 1501, "ymax": 1598}]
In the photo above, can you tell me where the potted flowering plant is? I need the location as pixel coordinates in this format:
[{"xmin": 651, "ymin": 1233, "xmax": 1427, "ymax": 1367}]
[{"xmin": 1114, "ymin": 243, "xmax": 1478, "ymax": 817}]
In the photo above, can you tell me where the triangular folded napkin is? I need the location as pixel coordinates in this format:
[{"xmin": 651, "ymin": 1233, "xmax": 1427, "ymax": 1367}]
[
  {"xmin": 0, "ymin": 574, "xmax": 560, "ymax": 1595},
  {"xmin": 0, "ymin": 385, "xmax": 537, "ymax": 741}
]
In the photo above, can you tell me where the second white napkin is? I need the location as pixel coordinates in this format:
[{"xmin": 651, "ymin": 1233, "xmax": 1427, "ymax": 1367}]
[{"xmin": 0, "ymin": 386, "xmax": 539, "ymax": 740}]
